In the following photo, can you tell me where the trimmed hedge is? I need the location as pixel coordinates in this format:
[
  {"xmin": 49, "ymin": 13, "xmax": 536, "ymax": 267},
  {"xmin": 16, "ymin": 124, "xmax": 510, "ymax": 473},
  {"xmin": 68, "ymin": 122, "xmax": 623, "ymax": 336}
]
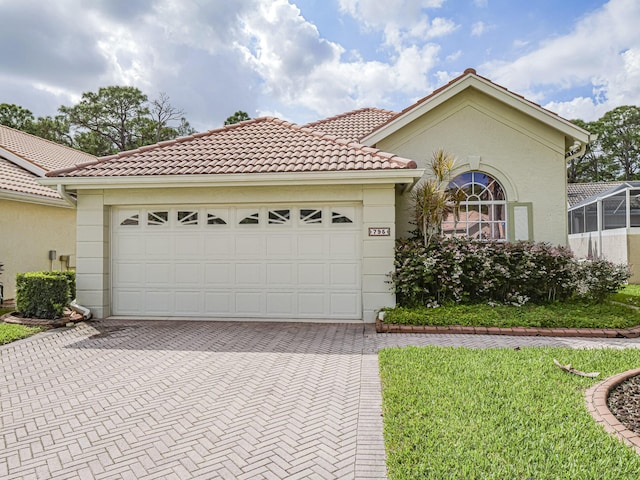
[
  {"xmin": 16, "ymin": 271, "xmax": 75, "ymax": 319},
  {"xmin": 391, "ymin": 238, "xmax": 630, "ymax": 307}
]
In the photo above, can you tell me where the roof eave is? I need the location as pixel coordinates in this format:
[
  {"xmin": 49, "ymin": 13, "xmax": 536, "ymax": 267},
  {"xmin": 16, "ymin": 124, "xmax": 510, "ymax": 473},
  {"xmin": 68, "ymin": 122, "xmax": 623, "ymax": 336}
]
[
  {"xmin": 40, "ymin": 169, "xmax": 425, "ymax": 192},
  {"xmin": 0, "ymin": 188, "xmax": 72, "ymax": 208}
]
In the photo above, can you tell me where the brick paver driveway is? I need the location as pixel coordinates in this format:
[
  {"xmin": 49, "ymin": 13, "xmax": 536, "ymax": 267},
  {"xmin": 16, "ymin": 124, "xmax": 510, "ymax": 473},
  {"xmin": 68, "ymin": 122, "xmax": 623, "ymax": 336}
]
[{"xmin": 3, "ymin": 320, "xmax": 640, "ymax": 480}]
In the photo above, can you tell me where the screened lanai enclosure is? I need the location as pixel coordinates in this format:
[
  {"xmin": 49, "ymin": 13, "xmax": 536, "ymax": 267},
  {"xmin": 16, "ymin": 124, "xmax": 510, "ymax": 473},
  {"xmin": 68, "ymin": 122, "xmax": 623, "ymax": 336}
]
[{"xmin": 568, "ymin": 181, "xmax": 640, "ymax": 282}]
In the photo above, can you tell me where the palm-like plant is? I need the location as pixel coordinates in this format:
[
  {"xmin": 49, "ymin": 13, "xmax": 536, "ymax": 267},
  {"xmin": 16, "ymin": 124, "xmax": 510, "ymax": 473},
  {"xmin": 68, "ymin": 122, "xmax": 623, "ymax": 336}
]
[{"xmin": 412, "ymin": 149, "xmax": 463, "ymax": 245}]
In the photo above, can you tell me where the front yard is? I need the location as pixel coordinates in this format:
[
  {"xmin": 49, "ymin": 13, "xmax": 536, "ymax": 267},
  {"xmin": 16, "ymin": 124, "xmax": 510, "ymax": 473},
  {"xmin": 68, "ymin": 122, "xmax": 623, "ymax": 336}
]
[{"xmin": 380, "ymin": 346, "xmax": 640, "ymax": 479}]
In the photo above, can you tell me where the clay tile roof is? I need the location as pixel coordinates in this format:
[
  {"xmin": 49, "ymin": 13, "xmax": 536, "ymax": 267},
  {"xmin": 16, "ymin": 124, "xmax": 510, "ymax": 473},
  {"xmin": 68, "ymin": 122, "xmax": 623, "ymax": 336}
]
[
  {"xmin": 0, "ymin": 124, "xmax": 96, "ymax": 172},
  {"xmin": 0, "ymin": 125, "xmax": 96, "ymax": 199},
  {"xmin": 49, "ymin": 117, "xmax": 417, "ymax": 178},
  {"xmin": 0, "ymin": 157, "xmax": 62, "ymax": 198},
  {"xmin": 303, "ymin": 108, "xmax": 397, "ymax": 141}
]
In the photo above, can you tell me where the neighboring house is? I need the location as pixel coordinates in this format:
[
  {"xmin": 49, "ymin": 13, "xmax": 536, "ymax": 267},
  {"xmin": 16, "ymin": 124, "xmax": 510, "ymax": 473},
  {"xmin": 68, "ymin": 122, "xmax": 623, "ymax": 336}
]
[
  {"xmin": 568, "ymin": 181, "xmax": 640, "ymax": 282},
  {"xmin": 0, "ymin": 125, "xmax": 96, "ymax": 302},
  {"xmin": 43, "ymin": 68, "xmax": 592, "ymax": 322}
]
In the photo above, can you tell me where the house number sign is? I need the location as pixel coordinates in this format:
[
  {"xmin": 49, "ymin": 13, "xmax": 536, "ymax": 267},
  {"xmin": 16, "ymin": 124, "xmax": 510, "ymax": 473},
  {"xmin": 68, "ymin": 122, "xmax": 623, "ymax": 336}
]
[{"xmin": 368, "ymin": 227, "xmax": 390, "ymax": 236}]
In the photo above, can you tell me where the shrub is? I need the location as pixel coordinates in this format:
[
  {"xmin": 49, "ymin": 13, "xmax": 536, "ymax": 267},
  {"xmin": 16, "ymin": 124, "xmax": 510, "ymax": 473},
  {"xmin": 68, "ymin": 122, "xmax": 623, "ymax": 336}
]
[
  {"xmin": 16, "ymin": 272, "xmax": 71, "ymax": 319},
  {"xmin": 390, "ymin": 238, "xmax": 628, "ymax": 307}
]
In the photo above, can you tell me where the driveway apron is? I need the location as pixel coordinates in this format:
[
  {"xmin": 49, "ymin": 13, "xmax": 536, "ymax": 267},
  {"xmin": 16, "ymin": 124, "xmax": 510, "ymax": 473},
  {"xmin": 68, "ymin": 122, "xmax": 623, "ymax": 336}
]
[{"xmin": 2, "ymin": 320, "xmax": 640, "ymax": 480}]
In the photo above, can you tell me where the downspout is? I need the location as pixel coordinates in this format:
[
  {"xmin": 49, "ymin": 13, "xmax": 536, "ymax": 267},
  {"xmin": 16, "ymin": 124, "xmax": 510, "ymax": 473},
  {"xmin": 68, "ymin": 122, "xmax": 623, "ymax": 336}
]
[{"xmin": 57, "ymin": 184, "xmax": 77, "ymax": 207}]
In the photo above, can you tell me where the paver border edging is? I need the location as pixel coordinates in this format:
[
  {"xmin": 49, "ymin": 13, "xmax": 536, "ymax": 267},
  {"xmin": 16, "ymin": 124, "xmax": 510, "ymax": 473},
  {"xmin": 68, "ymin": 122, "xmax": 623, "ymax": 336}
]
[
  {"xmin": 375, "ymin": 319, "xmax": 640, "ymax": 338},
  {"xmin": 585, "ymin": 368, "xmax": 640, "ymax": 455}
]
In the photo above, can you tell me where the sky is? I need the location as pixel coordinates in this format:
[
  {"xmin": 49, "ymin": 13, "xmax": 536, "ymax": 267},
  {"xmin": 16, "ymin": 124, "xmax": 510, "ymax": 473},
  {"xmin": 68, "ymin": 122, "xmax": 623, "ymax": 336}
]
[{"xmin": 1, "ymin": 0, "xmax": 639, "ymax": 133}]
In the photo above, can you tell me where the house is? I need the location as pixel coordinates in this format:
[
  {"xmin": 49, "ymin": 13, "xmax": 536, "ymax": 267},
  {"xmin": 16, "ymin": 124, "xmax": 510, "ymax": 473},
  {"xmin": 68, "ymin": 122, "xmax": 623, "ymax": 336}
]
[
  {"xmin": 42, "ymin": 68, "xmax": 592, "ymax": 322},
  {"xmin": 568, "ymin": 181, "xmax": 640, "ymax": 282},
  {"xmin": 0, "ymin": 125, "xmax": 96, "ymax": 303}
]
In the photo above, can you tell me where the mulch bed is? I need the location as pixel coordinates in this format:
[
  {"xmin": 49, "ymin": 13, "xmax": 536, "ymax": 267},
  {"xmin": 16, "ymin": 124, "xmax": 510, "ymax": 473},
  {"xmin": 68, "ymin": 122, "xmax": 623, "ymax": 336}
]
[{"xmin": 608, "ymin": 374, "xmax": 640, "ymax": 434}]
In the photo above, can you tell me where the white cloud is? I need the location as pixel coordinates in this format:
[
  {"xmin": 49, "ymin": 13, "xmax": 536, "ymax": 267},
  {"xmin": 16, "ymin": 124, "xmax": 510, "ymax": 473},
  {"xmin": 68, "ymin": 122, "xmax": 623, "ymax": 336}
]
[
  {"xmin": 471, "ymin": 21, "xmax": 488, "ymax": 37},
  {"xmin": 482, "ymin": 0, "xmax": 640, "ymax": 120}
]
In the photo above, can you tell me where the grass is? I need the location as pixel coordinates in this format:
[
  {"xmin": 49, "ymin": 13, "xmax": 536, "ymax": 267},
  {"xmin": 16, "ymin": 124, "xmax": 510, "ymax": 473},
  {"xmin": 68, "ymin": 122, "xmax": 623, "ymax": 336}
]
[
  {"xmin": 380, "ymin": 346, "xmax": 640, "ymax": 479},
  {"xmin": 382, "ymin": 301, "xmax": 640, "ymax": 329},
  {"xmin": 611, "ymin": 284, "xmax": 640, "ymax": 307},
  {"xmin": 0, "ymin": 307, "xmax": 42, "ymax": 345}
]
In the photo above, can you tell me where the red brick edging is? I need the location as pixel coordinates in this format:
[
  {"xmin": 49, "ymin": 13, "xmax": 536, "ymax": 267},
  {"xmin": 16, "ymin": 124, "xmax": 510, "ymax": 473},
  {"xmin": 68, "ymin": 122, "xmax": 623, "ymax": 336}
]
[
  {"xmin": 585, "ymin": 368, "xmax": 640, "ymax": 454},
  {"xmin": 375, "ymin": 318, "xmax": 640, "ymax": 338}
]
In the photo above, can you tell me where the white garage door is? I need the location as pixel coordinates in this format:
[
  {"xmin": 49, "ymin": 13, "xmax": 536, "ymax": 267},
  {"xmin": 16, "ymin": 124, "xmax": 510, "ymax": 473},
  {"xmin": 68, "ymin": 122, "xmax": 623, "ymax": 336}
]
[{"xmin": 112, "ymin": 205, "xmax": 362, "ymax": 319}]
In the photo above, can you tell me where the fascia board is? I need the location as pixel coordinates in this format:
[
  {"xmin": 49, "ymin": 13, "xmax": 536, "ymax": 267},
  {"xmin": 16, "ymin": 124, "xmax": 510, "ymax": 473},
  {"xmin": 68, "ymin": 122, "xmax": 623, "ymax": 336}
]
[
  {"xmin": 39, "ymin": 169, "xmax": 425, "ymax": 191},
  {"xmin": 0, "ymin": 148, "xmax": 47, "ymax": 177},
  {"xmin": 363, "ymin": 75, "xmax": 592, "ymax": 146},
  {"xmin": 0, "ymin": 189, "xmax": 72, "ymax": 208}
]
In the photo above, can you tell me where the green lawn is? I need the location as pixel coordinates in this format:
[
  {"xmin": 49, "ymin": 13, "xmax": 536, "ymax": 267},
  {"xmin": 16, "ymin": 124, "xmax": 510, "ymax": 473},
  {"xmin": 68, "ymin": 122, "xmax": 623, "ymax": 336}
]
[
  {"xmin": 0, "ymin": 307, "xmax": 42, "ymax": 344},
  {"xmin": 611, "ymin": 284, "xmax": 640, "ymax": 307},
  {"xmin": 382, "ymin": 301, "xmax": 640, "ymax": 329},
  {"xmin": 380, "ymin": 346, "xmax": 640, "ymax": 479}
]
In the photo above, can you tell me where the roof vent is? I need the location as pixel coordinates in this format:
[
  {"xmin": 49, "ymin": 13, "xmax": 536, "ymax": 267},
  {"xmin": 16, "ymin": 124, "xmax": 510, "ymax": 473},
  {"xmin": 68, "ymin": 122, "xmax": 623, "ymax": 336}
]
[{"xmin": 464, "ymin": 68, "xmax": 477, "ymax": 75}]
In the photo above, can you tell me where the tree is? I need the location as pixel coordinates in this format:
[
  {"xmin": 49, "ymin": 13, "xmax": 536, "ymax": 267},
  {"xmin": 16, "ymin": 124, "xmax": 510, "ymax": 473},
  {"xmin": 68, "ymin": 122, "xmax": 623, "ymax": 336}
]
[
  {"xmin": 224, "ymin": 111, "xmax": 251, "ymax": 125},
  {"xmin": 0, "ymin": 103, "xmax": 35, "ymax": 130},
  {"xmin": 567, "ymin": 119, "xmax": 618, "ymax": 183},
  {"xmin": 60, "ymin": 86, "xmax": 150, "ymax": 155},
  {"xmin": 412, "ymin": 150, "xmax": 463, "ymax": 246},
  {"xmin": 149, "ymin": 92, "xmax": 190, "ymax": 143},
  {"xmin": 597, "ymin": 105, "xmax": 640, "ymax": 180},
  {"xmin": 29, "ymin": 115, "xmax": 73, "ymax": 146}
]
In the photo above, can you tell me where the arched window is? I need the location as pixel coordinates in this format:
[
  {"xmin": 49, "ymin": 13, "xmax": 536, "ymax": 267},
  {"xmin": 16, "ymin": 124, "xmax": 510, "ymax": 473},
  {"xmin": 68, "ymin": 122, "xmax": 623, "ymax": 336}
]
[{"xmin": 443, "ymin": 172, "xmax": 507, "ymax": 240}]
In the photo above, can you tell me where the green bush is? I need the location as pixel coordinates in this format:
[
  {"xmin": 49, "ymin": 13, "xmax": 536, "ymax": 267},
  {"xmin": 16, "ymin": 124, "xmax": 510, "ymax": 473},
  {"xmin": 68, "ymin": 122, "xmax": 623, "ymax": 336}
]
[
  {"xmin": 390, "ymin": 238, "xmax": 629, "ymax": 307},
  {"xmin": 45, "ymin": 270, "xmax": 76, "ymax": 301},
  {"xmin": 15, "ymin": 272, "xmax": 71, "ymax": 319}
]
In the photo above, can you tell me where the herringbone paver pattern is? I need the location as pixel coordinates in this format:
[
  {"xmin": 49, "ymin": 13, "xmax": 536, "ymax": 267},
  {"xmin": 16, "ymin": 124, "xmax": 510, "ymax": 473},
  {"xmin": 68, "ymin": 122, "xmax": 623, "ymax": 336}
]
[{"xmin": 2, "ymin": 321, "xmax": 640, "ymax": 480}]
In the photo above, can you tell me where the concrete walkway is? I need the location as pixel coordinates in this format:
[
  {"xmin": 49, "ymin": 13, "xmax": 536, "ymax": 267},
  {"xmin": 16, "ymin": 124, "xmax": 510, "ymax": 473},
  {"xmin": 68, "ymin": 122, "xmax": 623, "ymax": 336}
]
[{"xmin": 2, "ymin": 320, "xmax": 640, "ymax": 480}]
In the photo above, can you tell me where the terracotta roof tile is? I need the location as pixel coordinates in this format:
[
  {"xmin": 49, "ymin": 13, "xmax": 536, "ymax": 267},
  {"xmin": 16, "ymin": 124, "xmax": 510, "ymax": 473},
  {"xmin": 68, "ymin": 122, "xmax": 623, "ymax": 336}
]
[
  {"xmin": 0, "ymin": 125, "xmax": 96, "ymax": 199},
  {"xmin": 0, "ymin": 124, "xmax": 95, "ymax": 172},
  {"xmin": 303, "ymin": 108, "xmax": 397, "ymax": 141},
  {"xmin": 49, "ymin": 117, "xmax": 416, "ymax": 178},
  {"xmin": 0, "ymin": 158, "xmax": 62, "ymax": 199}
]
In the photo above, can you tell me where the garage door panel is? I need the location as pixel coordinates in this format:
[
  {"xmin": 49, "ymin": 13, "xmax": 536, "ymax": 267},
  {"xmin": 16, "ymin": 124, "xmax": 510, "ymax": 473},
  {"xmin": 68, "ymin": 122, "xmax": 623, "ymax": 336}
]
[
  {"xmin": 266, "ymin": 263, "xmax": 294, "ymax": 286},
  {"xmin": 205, "ymin": 263, "xmax": 233, "ymax": 285},
  {"xmin": 146, "ymin": 263, "xmax": 173, "ymax": 285},
  {"xmin": 235, "ymin": 292, "xmax": 263, "ymax": 315},
  {"xmin": 236, "ymin": 263, "xmax": 263, "ymax": 285},
  {"xmin": 116, "ymin": 236, "xmax": 144, "ymax": 257},
  {"xmin": 298, "ymin": 293, "xmax": 326, "ymax": 316},
  {"xmin": 266, "ymin": 292, "xmax": 294, "ymax": 315},
  {"xmin": 145, "ymin": 291, "xmax": 173, "ymax": 314},
  {"xmin": 330, "ymin": 292, "xmax": 359, "ymax": 316},
  {"xmin": 236, "ymin": 236, "xmax": 265, "ymax": 257},
  {"xmin": 298, "ymin": 263, "xmax": 325, "ymax": 286},
  {"xmin": 204, "ymin": 235, "xmax": 233, "ymax": 257},
  {"xmin": 175, "ymin": 291, "xmax": 202, "ymax": 314},
  {"xmin": 175, "ymin": 263, "xmax": 203, "ymax": 285},
  {"xmin": 113, "ymin": 206, "xmax": 362, "ymax": 319},
  {"xmin": 205, "ymin": 292, "xmax": 232, "ymax": 313},
  {"xmin": 330, "ymin": 263, "xmax": 359, "ymax": 286},
  {"xmin": 114, "ymin": 263, "xmax": 144, "ymax": 284},
  {"xmin": 174, "ymin": 235, "xmax": 204, "ymax": 258},
  {"xmin": 145, "ymin": 237, "xmax": 172, "ymax": 257},
  {"xmin": 266, "ymin": 235, "xmax": 295, "ymax": 256}
]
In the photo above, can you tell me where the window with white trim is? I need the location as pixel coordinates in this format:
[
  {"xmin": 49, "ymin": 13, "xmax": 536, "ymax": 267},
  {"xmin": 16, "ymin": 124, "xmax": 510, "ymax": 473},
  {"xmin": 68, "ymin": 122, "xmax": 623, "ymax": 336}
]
[{"xmin": 443, "ymin": 172, "xmax": 507, "ymax": 240}]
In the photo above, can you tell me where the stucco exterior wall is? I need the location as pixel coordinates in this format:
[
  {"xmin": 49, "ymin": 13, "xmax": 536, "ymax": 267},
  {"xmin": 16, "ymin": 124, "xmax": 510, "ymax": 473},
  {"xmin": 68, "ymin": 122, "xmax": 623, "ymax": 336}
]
[
  {"xmin": 376, "ymin": 88, "xmax": 568, "ymax": 246},
  {"xmin": 75, "ymin": 184, "xmax": 398, "ymax": 322},
  {"xmin": 0, "ymin": 199, "xmax": 76, "ymax": 301}
]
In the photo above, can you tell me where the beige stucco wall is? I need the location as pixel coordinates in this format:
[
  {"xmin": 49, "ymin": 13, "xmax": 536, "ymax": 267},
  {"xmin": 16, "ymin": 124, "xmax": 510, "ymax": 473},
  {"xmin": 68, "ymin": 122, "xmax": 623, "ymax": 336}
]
[
  {"xmin": 569, "ymin": 229, "xmax": 640, "ymax": 283},
  {"xmin": 375, "ymin": 88, "xmax": 569, "ymax": 246},
  {"xmin": 75, "ymin": 184, "xmax": 397, "ymax": 322},
  {"xmin": 0, "ymin": 198, "xmax": 76, "ymax": 302}
]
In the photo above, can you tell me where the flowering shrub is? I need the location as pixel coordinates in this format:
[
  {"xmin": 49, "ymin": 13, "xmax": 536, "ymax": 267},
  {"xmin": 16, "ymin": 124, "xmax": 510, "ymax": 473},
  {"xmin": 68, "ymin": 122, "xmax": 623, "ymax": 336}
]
[{"xmin": 391, "ymin": 238, "xmax": 629, "ymax": 307}]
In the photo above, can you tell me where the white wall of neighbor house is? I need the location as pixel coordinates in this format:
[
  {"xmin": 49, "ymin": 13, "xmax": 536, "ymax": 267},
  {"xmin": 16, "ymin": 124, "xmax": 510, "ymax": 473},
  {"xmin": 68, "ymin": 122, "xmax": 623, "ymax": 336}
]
[
  {"xmin": 0, "ymin": 199, "xmax": 76, "ymax": 302},
  {"xmin": 74, "ymin": 183, "xmax": 399, "ymax": 322},
  {"xmin": 376, "ymin": 88, "xmax": 569, "ymax": 246},
  {"xmin": 569, "ymin": 230, "xmax": 640, "ymax": 283}
]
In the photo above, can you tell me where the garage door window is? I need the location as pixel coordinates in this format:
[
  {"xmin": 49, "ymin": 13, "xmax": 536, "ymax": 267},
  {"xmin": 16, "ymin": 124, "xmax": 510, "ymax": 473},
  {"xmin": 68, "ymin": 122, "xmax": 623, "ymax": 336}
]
[
  {"xmin": 268, "ymin": 209, "xmax": 291, "ymax": 225},
  {"xmin": 120, "ymin": 213, "xmax": 140, "ymax": 226},
  {"xmin": 331, "ymin": 210, "xmax": 353, "ymax": 224},
  {"xmin": 148, "ymin": 211, "xmax": 169, "ymax": 226},
  {"xmin": 300, "ymin": 209, "xmax": 322, "ymax": 224},
  {"xmin": 207, "ymin": 212, "xmax": 227, "ymax": 225},
  {"xmin": 239, "ymin": 211, "xmax": 260, "ymax": 224},
  {"xmin": 178, "ymin": 211, "xmax": 198, "ymax": 226}
]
